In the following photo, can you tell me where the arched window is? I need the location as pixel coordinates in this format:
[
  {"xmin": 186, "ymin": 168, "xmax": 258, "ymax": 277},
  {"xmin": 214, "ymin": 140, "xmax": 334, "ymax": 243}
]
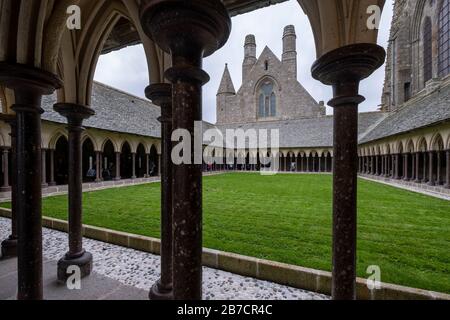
[
  {"xmin": 423, "ymin": 17, "xmax": 433, "ymax": 83},
  {"xmin": 438, "ymin": 0, "xmax": 450, "ymax": 77},
  {"xmin": 258, "ymin": 80, "xmax": 276, "ymax": 118}
]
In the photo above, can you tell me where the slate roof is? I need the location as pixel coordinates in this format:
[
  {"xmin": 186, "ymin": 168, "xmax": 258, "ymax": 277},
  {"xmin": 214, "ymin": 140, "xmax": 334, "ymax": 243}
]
[
  {"xmin": 41, "ymin": 82, "xmax": 161, "ymax": 138},
  {"xmin": 215, "ymin": 112, "xmax": 387, "ymax": 149},
  {"xmin": 360, "ymin": 83, "xmax": 450, "ymax": 144},
  {"xmin": 2, "ymin": 80, "xmax": 448, "ymax": 148}
]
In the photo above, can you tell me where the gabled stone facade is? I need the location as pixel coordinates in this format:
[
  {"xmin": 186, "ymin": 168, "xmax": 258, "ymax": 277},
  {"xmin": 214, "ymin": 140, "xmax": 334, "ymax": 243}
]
[{"xmin": 216, "ymin": 25, "xmax": 325, "ymax": 125}]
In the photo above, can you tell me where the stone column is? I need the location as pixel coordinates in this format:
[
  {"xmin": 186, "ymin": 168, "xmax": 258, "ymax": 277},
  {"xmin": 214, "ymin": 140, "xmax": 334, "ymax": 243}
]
[
  {"xmin": 95, "ymin": 151, "xmax": 102, "ymax": 182},
  {"xmin": 403, "ymin": 154, "xmax": 409, "ymax": 180},
  {"xmin": 41, "ymin": 149, "xmax": 48, "ymax": 187},
  {"xmin": 375, "ymin": 155, "xmax": 379, "ymax": 176},
  {"xmin": 0, "ymin": 62, "xmax": 62, "ymax": 300},
  {"xmin": 145, "ymin": 153, "xmax": 150, "ymax": 177},
  {"xmin": 1, "ymin": 148, "xmax": 10, "ymax": 191},
  {"xmin": 48, "ymin": 149, "xmax": 56, "ymax": 186},
  {"xmin": 428, "ymin": 151, "xmax": 435, "ymax": 186},
  {"xmin": 54, "ymin": 103, "xmax": 95, "ymax": 282},
  {"xmin": 422, "ymin": 152, "xmax": 428, "ymax": 183},
  {"xmin": 115, "ymin": 152, "xmax": 121, "ymax": 181},
  {"xmin": 158, "ymin": 154, "xmax": 162, "ymax": 176},
  {"xmin": 146, "ymin": 84, "xmax": 173, "ymax": 300},
  {"xmin": 445, "ymin": 150, "xmax": 450, "ymax": 188},
  {"xmin": 312, "ymin": 44, "xmax": 385, "ymax": 300},
  {"xmin": 131, "ymin": 152, "xmax": 137, "ymax": 179},
  {"xmin": 0, "ymin": 115, "xmax": 17, "ymax": 258},
  {"xmin": 140, "ymin": 0, "xmax": 231, "ymax": 300},
  {"xmin": 436, "ymin": 151, "xmax": 442, "ymax": 185},
  {"xmin": 415, "ymin": 153, "xmax": 421, "ymax": 182}
]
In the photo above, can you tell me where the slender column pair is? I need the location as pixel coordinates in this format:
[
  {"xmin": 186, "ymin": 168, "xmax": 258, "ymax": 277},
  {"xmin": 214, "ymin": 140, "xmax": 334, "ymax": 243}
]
[
  {"xmin": 428, "ymin": 151, "xmax": 435, "ymax": 186},
  {"xmin": 41, "ymin": 149, "xmax": 48, "ymax": 187},
  {"xmin": 95, "ymin": 151, "xmax": 103, "ymax": 182},
  {"xmin": 0, "ymin": 114, "xmax": 17, "ymax": 258},
  {"xmin": 146, "ymin": 84, "xmax": 173, "ymax": 300},
  {"xmin": 49, "ymin": 149, "xmax": 56, "ymax": 186},
  {"xmin": 312, "ymin": 44, "xmax": 385, "ymax": 300},
  {"xmin": 0, "ymin": 148, "xmax": 10, "ymax": 191},
  {"xmin": 54, "ymin": 103, "xmax": 95, "ymax": 281},
  {"xmin": 415, "ymin": 153, "xmax": 421, "ymax": 182},
  {"xmin": 445, "ymin": 150, "xmax": 450, "ymax": 188},
  {"xmin": 115, "ymin": 152, "xmax": 121, "ymax": 180},
  {"xmin": 0, "ymin": 62, "xmax": 63, "ymax": 299},
  {"xmin": 140, "ymin": 0, "xmax": 231, "ymax": 300}
]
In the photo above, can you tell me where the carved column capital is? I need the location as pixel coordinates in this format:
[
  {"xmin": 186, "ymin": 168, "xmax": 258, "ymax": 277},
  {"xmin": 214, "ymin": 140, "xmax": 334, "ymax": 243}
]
[
  {"xmin": 312, "ymin": 44, "xmax": 386, "ymax": 108},
  {"xmin": 53, "ymin": 103, "xmax": 95, "ymax": 129}
]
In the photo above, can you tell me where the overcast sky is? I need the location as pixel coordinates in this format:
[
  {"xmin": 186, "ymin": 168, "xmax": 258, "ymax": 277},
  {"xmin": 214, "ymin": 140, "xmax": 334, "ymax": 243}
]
[{"xmin": 94, "ymin": 0, "xmax": 394, "ymax": 123}]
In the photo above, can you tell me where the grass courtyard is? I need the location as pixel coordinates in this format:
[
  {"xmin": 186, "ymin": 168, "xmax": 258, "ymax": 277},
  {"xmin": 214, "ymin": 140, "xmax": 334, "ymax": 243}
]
[{"xmin": 2, "ymin": 173, "xmax": 449, "ymax": 293}]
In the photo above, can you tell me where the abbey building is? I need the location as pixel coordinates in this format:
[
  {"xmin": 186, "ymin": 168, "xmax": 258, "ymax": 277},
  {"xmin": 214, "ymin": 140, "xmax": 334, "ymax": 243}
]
[{"xmin": 216, "ymin": 25, "xmax": 325, "ymax": 125}]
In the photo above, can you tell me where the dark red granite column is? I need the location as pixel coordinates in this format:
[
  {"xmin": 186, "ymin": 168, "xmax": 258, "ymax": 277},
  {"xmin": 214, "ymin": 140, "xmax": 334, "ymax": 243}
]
[
  {"xmin": 445, "ymin": 150, "xmax": 450, "ymax": 188},
  {"xmin": 428, "ymin": 151, "xmax": 435, "ymax": 186},
  {"xmin": 0, "ymin": 115, "xmax": 17, "ymax": 258},
  {"xmin": 403, "ymin": 154, "xmax": 409, "ymax": 180},
  {"xmin": 95, "ymin": 151, "xmax": 102, "ymax": 182},
  {"xmin": 1, "ymin": 148, "xmax": 10, "ymax": 191},
  {"xmin": 131, "ymin": 152, "xmax": 137, "ymax": 179},
  {"xmin": 140, "ymin": 0, "xmax": 231, "ymax": 300},
  {"xmin": 115, "ymin": 152, "xmax": 121, "ymax": 181},
  {"xmin": 146, "ymin": 83, "xmax": 173, "ymax": 300},
  {"xmin": 415, "ymin": 153, "xmax": 421, "ymax": 182},
  {"xmin": 423, "ymin": 152, "xmax": 428, "ymax": 183},
  {"xmin": 312, "ymin": 44, "xmax": 385, "ymax": 300},
  {"xmin": 49, "ymin": 149, "xmax": 56, "ymax": 186},
  {"xmin": 0, "ymin": 62, "xmax": 62, "ymax": 300},
  {"xmin": 41, "ymin": 149, "xmax": 48, "ymax": 187},
  {"xmin": 436, "ymin": 151, "xmax": 442, "ymax": 185},
  {"xmin": 54, "ymin": 103, "xmax": 95, "ymax": 282}
]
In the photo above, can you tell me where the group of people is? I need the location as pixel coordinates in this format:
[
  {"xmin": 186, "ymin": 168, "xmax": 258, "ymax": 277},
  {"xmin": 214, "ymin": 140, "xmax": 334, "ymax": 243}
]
[{"xmin": 85, "ymin": 161, "xmax": 157, "ymax": 181}]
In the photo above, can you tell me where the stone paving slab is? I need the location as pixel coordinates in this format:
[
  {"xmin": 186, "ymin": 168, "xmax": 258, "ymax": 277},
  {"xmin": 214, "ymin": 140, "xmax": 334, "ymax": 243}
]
[
  {"xmin": 0, "ymin": 217, "xmax": 328, "ymax": 300},
  {"xmin": 0, "ymin": 258, "xmax": 148, "ymax": 300}
]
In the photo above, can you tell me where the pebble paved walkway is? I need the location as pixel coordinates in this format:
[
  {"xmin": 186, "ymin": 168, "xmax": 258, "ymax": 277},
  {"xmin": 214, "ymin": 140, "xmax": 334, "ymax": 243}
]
[{"xmin": 0, "ymin": 217, "xmax": 328, "ymax": 300}]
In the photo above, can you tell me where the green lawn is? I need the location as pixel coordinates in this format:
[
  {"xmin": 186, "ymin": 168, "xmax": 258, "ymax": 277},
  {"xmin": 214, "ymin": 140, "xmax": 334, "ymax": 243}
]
[{"xmin": 2, "ymin": 173, "xmax": 449, "ymax": 293}]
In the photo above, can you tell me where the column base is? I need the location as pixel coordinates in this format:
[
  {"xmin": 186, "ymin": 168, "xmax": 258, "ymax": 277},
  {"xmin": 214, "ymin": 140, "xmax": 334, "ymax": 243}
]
[
  {"xmin": 132, "ymin": 176, "xmax": 137, "ymax": 180},
  {"xmin": 1, "ymin": 236, "xmax": 18, "ymax": 258},
  {"xmin": 149, "ymin": 279, "xmax": 173, "ymax": 300},
  {"xmin": 0, "ymin": 186, "xmax": 11, "ymax": 192},
  {"xmin": 48, "ymin": 182, "xmax": 57, "ymax": 187},
  {"xmin": 57, "ymin": 251, "xmax": 93, "ymax": 282},
  {"xmin": 114, "ymin": 177, "xmax": 121, "ymax": 181}
]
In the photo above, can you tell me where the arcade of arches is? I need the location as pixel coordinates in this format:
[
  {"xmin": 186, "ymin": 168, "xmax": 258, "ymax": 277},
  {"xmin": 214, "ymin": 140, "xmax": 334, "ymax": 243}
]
[{"xmin": 3, "ymin": 0, "xmax": 448, "ymax": 302}]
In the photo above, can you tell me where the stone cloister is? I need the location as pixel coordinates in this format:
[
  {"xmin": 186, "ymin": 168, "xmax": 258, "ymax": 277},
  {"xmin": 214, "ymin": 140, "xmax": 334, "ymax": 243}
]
[
  {"xmin": 0, "ymin": 0, "xmax": 386, "ymax": 300},
  {"xmin": 0, "ymin": 121, "xmax": 161, "ymax": 188},
  {"xmin": 359, "ymin": 129, "xmax": 450, "ymax": 188}
]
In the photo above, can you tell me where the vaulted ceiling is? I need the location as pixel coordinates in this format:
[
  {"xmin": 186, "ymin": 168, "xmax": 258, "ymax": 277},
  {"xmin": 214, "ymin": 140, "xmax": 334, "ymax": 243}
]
[{"xmin": 102, "ymin": 0, "xmax": 289, "ymax": 54}]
